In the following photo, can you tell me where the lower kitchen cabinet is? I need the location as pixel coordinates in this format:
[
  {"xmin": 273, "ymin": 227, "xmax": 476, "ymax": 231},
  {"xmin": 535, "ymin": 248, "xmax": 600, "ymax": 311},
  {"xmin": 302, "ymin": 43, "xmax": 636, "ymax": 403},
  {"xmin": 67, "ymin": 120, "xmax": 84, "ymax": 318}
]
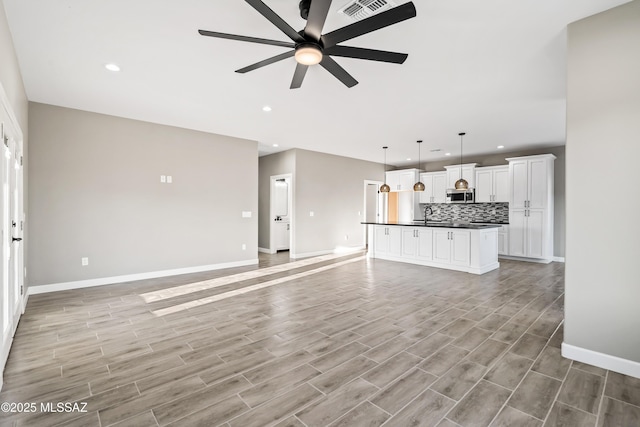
[
  {"xmin": 374, "ymin": 225, "xmax": 402, "ymax": 257},
  {"xmin": 401, "ymin": 227, "xmax": 433, "ymax": 261},
  {"xmin": 433, "ymin": 229, "xmax": 470, "ymax": 266},
  {"xmin": 509, "ymin": 209, "xmax": 545, "ymax": 259},
  {"xmin": 370, "ymin": 224, "xmax": 498, "ymax": 274},
  {"xmin": 497, "ymin": 225, "xmax": 509, "ymax": 256}
]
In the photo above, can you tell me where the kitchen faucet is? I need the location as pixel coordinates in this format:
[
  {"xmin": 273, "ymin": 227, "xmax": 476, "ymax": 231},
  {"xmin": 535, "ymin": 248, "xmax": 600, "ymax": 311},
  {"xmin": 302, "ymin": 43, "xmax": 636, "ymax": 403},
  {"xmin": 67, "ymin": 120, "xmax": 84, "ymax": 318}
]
[{"xmin": 424, "ymin": 205, "xmax": 433, "ymax": 224}]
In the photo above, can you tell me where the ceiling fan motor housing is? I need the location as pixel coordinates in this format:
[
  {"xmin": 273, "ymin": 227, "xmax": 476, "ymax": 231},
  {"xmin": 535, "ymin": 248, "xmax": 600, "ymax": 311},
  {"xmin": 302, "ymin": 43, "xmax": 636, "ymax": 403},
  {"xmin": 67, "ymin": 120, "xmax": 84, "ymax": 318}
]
[{"xmin": 299, "ymin": 0, "xmax": 311, "ymax": 20}]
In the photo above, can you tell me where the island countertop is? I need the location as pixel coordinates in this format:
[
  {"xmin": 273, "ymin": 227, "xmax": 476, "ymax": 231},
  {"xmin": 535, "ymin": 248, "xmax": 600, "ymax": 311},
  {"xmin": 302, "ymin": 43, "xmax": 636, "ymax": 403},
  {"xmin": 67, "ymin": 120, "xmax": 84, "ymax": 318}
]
[{"xmin": 361, "ymin": 221, "xmax": 503, "ymax": 229}]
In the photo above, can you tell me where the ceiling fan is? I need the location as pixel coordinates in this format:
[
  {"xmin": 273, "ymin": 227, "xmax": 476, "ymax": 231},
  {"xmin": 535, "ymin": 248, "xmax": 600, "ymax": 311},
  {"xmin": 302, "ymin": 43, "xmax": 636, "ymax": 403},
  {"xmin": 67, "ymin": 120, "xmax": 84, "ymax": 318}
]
[{"xmin": 198, "ymin": 0, "xmax": 416, "ymax": 89}]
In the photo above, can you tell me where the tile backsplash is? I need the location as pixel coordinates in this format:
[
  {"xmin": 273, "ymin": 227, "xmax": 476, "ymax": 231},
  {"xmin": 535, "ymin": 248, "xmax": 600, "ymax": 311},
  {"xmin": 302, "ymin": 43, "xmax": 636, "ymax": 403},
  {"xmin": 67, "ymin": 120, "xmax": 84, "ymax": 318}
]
[{"xmin": 418, "ymin": 202, "xmax": 509, "ymax": 224}]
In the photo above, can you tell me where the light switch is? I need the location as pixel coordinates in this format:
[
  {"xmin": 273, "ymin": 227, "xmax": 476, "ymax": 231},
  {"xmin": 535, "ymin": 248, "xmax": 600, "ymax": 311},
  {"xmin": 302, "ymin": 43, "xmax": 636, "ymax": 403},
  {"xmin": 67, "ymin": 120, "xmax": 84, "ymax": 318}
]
[
  {"xmin": 242, "ymin": 211, "xmax": 252, "ymax": 218},
  {"xmin": 167, "ymin": 175, "xmax": 173, "ymax": 183},
  {"xmin": 81, "ymin": 257, "xmax": 89, "ymax": 266},
  {"xmin": 160, "ymin": 175, "xmax": 166, "ymax": 183},
  {"xmin": 309, "ymin": 211, "xmax": 314, "ymax": 217}
]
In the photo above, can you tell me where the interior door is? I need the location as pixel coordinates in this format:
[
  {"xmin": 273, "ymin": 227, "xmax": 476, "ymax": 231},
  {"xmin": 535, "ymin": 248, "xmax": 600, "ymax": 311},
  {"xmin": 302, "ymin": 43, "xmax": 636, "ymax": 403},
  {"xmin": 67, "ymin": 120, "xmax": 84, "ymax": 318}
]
[{"xmin": 5, "ymin": 134, "xmax": 23, "ymax": 333}]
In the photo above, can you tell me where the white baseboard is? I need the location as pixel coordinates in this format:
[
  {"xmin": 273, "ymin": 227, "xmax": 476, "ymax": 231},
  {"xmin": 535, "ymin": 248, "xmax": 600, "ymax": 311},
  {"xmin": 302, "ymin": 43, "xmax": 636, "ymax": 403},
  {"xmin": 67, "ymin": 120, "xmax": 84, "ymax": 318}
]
[
  {"xmin": 290, "ymin": 246, "xmax": 365, "ymax": 260},
  {"xmin": 498, "ymin": 255, "xmax": 553, "ymax": 264},
  {"xmin": 27, "ymin": 259, "xmax": 259, "ymax": 295},
  {"xmin": 553, "ymin": 256, "xmax": 565, "ymax": 263},
  {"xmin": 258, "ymin": 247, "xmax": 274, "ymax": 254},
  {"xmin": 562, "ymin": 342, "xmax": 640, "ymax": 379}
]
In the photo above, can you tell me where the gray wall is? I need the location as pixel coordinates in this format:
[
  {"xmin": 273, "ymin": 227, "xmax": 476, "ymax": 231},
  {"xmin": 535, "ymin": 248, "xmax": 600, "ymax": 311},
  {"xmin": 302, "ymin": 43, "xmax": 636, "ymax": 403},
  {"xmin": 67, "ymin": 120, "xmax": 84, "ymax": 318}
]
[
  {"xmin": 258, "ymin": 149, "xmax": 385, "ymax": 256},
  {"xmin": 293, "ymin": 149, "xmax": 384, "ymax": 256},
  {"xmin": 258, "ymin": 150, "xmax": 295, "ymax": 250},
  {"xmin": 424, "ymin": 146, "xmax": 566, "ymax": 258},
  {"xmin": 28, "ymin": 103, "xmax": 258, "ymax": 287},
  {"xmin": 565, "ymin": 1, "xmax": 640, "ymax": 363}
]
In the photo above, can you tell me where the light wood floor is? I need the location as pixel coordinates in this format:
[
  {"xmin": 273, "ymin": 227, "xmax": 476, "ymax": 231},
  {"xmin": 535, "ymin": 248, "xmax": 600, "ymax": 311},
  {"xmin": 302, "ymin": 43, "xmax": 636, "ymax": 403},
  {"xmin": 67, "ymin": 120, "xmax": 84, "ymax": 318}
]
[{"xmin": 1, "ymin": 253, "xmax": 639, "ymax": 426}]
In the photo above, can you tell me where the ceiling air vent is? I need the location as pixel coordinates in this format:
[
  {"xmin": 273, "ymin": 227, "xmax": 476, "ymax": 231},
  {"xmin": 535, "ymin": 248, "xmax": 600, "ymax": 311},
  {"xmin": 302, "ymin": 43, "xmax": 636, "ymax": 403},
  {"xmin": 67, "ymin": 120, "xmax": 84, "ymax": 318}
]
[{"xmin": 338, "ymin": 0, "xmax": 397, "ymax": 21}]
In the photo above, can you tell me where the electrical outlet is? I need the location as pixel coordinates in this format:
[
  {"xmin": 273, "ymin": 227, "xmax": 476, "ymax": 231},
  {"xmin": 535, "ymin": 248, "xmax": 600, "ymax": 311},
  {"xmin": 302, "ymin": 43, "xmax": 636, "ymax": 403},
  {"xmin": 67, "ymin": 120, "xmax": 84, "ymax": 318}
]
[
  {"xmin": 242, "ymin": 243, "xmax": 246, "ymax": 250},
  {"xmin": 81, "ymin": 257, "xmax": 89, "ymax": 266},
  {"xmin": 309, "ymin": 211, "xmax": 314, "ymax": 217},
  {"xmin": 167, "ymin": 175, "xmax": 173, "ymax": 183},
  {"xmin": 160, "ymin": 175, "xmax": 166, "ymax": 183}
]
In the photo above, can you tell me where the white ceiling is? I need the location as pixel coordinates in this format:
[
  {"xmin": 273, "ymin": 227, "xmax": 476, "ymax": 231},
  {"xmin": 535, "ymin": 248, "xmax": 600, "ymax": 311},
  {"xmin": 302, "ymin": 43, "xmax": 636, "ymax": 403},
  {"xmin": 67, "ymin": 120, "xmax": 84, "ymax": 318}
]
[{"xmin": 3, "ymin": 0, "xmax": 631, "ymax": 167}]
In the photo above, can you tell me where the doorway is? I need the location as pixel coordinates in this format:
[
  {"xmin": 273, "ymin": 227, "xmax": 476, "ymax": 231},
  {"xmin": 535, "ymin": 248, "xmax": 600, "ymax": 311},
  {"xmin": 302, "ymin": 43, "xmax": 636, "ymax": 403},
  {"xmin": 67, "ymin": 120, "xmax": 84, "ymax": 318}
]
[
  {"xmin": 270, "ymin": 174, "xmax": 293, "ymax": 255},
  {"xmin": 363, "ymin": 180, "xmax": 384, "ymax": 248}
]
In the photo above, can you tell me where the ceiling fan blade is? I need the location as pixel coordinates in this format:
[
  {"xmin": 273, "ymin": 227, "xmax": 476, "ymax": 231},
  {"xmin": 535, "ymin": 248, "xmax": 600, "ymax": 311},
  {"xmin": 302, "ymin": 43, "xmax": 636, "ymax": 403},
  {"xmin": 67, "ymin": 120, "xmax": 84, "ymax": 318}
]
[
  {"xmin": 235, "ymin": 51, "xmax": 295, "ymax": 74},
  {"xmin": 198, "ymin": 30, "xmax": 295, "ymax": 48},
  {"xmin": 290, "ymin": 64, "xmax": 309, "ymax": 89},
  {"xmin": 304, "ymin": 0, "xmax": 332, "ymax": 41},
  {"xmin": 320, "ymin": 56, "xmax": 358, "ymax": 88},
  {"xmin": 321, "ymin": 2, "xmax": 416, "ymax": 48},
  {"xmin": 325, "ymin": 46, "xmax": 408, "ymax": 64},
  {"xmin": 245, "ymin": 0, "xmax": 305, "ymax": 43}
]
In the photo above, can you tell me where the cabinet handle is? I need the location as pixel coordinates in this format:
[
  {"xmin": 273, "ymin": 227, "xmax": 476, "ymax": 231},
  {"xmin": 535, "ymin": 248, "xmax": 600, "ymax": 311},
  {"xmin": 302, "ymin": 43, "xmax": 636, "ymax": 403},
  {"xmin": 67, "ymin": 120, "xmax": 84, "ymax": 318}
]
[{"xmin": 287, "ymin": 224, "xmax": 290, "ymax": 231}]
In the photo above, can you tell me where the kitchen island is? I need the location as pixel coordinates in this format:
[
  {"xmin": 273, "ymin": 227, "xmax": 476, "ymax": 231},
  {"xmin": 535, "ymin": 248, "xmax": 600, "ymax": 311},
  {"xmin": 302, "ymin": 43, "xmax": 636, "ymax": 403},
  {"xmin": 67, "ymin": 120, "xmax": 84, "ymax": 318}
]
[{"xmin": 363, "ymin": 221, "xmax": 501, "ymax": 275}]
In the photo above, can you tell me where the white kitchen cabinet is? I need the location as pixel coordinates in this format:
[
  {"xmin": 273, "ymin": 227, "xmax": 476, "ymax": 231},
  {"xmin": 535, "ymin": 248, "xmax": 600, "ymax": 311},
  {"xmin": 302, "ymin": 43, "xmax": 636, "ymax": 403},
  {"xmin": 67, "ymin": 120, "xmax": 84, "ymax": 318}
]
[
  {"xmin": 374, "ymin": 225, "xmax": 402, "ymax": 257},
  {"xmin": 433, "ymin": 229, "xmax": 471, "ymax": 266},
  {"xmin": 369, "ymin": 224, "xmax": 498, "ymax": 274},
  {"xmin": 475, "ymin": 166, "xmax": 509, "ymax": 203},
  {"xmin": 506, "ymin": 154, "xmax": 555, "ymax": 262},
  {"xmin": 444, "ymin": 164, "xmax": 477, "ymax": 189},
  {"xmin": 509, "ymin": 210, "xmax": 545, "ymax": 258},
  {"xmin": 386, "ymin": 169, "xmax": 420, "ymax": 192},
  {"xmin": 402, "ymin": 227, "xmax": 433, "ymax": 261},
  {"xmin": 497, "ymin": 225, "xmax": 509, "ymax": 256},
  {"xmin": 418, "ymin": 172, "xmax": 447, "ymax": 204}
]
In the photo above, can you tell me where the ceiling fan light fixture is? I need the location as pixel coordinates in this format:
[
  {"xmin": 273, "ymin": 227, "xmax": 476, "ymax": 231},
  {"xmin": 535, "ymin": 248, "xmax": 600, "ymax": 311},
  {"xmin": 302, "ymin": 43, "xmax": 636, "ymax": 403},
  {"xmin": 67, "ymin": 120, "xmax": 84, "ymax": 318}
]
[{"xmin": 295, "ymin": 44, "xmax": 323, "ymax": 65}]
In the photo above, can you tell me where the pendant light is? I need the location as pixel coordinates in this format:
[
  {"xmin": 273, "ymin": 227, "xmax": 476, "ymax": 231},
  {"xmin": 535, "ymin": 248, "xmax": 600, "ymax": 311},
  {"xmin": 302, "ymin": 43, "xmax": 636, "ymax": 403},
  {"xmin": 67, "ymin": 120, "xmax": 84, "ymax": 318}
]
[
  {"xmin": 454, "ymin": 132, "xmax": 469, "ymax": 190},
  {"xmin": 380, "ymin": 146, "xmax": 390, "ymax": 193},
  {"xmin": 413, "ymin": 140, "xmax": 425, "ymax": 191}
]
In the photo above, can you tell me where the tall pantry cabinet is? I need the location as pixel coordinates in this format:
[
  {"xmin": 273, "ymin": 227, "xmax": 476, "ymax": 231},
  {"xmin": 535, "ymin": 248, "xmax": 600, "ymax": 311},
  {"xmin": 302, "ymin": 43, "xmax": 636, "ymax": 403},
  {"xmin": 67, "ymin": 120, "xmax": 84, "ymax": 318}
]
[{"xmin": 506, "ymin": 154, "xmax": 555, "ymax": 263}]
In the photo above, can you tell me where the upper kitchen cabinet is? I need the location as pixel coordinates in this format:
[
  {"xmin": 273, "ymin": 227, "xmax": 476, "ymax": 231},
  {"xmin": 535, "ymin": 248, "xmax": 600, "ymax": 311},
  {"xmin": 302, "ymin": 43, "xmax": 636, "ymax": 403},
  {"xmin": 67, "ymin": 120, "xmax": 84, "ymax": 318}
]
[
  {"xmin": 508, "ymin": 155, "xmax": 555, "ymax": 210},
  {"xmin": 418, "ymin": 172, "xmax": 447, "ymax": 203},
  {"xmin": 386, "ymin": 169, "xmax": 420, "ymax": 192},
  {"xmin": 444, "ymin": 164, "xmax": 477, "ymax": 189},
  {"xmin": 506, "ymin": 154, "xmax": 556, "ymax": 262},
  {"xmin": 475, "ymin": 166, "xmax": 509, "ymax": 203}
]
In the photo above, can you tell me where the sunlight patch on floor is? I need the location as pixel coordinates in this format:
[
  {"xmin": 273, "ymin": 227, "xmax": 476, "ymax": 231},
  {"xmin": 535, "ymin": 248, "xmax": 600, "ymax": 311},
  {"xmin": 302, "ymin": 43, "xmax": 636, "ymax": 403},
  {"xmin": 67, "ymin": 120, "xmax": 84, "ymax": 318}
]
[{"xmin": 151, "ymin": 255, "xmax": 365, "ymax": 317}]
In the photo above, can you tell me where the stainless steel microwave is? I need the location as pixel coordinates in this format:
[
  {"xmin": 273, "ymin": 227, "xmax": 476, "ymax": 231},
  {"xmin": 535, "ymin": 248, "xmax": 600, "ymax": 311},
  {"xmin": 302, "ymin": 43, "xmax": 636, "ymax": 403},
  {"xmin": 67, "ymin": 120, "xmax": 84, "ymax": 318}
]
[{"xmin": 446, "ymin": 188, "xmax": 475, "ymax": 204}]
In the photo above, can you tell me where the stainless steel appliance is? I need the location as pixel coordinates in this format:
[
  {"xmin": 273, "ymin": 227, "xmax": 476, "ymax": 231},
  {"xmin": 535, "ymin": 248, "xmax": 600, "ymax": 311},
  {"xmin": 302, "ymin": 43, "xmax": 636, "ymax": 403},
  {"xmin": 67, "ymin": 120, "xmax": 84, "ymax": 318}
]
[{"xmin": 446, "ymin": 188, "xmax": 475, "ymax": 204}]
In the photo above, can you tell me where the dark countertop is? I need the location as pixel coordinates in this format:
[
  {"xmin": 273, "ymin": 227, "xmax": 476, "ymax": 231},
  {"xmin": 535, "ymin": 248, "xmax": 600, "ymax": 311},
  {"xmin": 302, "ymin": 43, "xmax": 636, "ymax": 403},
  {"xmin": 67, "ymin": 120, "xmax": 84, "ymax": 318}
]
[{"xmin": 361, "ymin": 221, "xmax": 503, "ymax": 229}]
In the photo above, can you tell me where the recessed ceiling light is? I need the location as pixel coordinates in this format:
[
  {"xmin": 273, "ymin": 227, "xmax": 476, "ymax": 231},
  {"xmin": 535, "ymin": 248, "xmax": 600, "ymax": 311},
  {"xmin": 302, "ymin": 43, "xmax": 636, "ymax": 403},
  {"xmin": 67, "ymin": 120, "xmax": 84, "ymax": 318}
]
[
  {"xmin": 445, "ymin": 152, "xmax": 451, "ymax": 156},
  {"xmin": 497, "ymin": 145, "xmax": 504, "ymax": 149},
  {"xmin": 272, "ymin": 144, "xmax": 279, "ymax": 147},
  {"xmin": 262, "ymin": 105, "xmax": 272, "ymax": 112},
  {"xmin": 105, "ymin": 63, "xmax": 120, "ymax": 72}
]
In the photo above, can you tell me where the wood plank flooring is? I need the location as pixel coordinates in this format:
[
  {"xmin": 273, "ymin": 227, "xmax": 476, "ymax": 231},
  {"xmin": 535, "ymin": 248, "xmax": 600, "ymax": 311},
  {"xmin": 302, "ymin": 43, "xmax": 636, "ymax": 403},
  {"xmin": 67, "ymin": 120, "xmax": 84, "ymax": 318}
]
[{"xmin": 1, "ymin": 252, "xmax": 639, "ymax": 426}]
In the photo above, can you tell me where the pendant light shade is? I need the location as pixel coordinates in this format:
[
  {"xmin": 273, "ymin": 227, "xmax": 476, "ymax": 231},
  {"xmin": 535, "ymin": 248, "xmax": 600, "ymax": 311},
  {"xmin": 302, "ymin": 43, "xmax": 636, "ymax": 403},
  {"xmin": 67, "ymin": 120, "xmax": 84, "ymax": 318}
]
[
  {"xmin": 454, "ymin": 132, "xmax": 469, "ymax": 190},
  {"xmin": 413, "ymin": 140, "xmax": 425, "ymax": 191},
  {"xmin": 380, "ymin": 146, "xmax": 390, "ymax": 193}
]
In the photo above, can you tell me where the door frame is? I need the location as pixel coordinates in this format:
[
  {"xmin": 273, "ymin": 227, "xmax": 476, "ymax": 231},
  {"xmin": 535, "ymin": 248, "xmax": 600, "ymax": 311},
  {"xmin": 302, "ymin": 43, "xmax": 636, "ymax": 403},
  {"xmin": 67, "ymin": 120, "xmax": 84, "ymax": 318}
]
[
  {"xmin": 269, "ymin": 173, "xmax": 293, "ymax": 255},
  {"xmin": 0, "ymin": 82, "xmax": 26, "ymax": 387}
]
